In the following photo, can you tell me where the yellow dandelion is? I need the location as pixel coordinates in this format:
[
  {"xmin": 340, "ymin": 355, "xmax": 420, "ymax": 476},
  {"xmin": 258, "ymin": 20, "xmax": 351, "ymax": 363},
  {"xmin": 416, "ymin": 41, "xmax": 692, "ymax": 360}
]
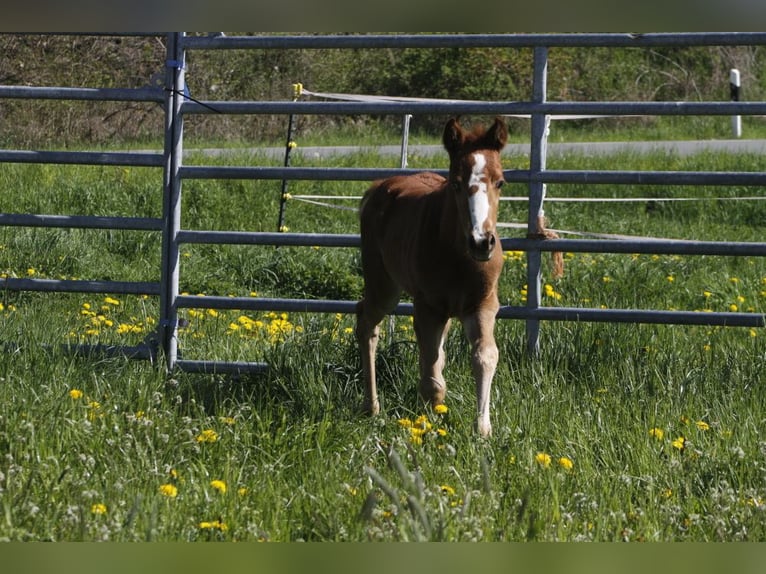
[
  {"xmin": 199, "ymin": 520, "xmax": 228, "ymax": 532},
  {"xmin": 238, "ymin": 487, "xmax": 248, "ymax": 497},
  {"xmin": 397, "ymin": 418, "xmax": 413, "ymax": 428},
  {"xmin": 210, "ymin": 480, "xmax": 227, "ymax": 494},
  {"xmin": 729, "ymin": 304, "xmax": 739, "ymax": 312},
  {"xmin": 671, "ymin": 436, "xmax": 686, "ymax": 451},
  {"xmin": 196, "ymin": 429, "xmax": 219, "ymax": 443},
  {"xmin": 558, "ymin": 456, "xmax": 574, "ymax": 471},
  {"xmin": 68, "ymin": 389, "xmax": 83, "ymax": 400},
  {"xmin": 648, "ymin": 427, "xmax": 665, "ymax": 441},
  {"xmin": 159, "ymin": 483, "xmax": 178, "ymax": 498},
  {"xmin": 440, "ymin": 484, "xmax": 456, "ymax": 496},
  {"xmin": 104, "ymin": 296, "xmax": 120, "ymax": 306},
  {"xmin": 434, "ymin": 404, "xmax": 449, "ymax": 415},
  {"xmin": 535, "ymin": 452, "xmax": 552, "ymax": 468},
  {"xmin": 90, "ymin": 503, "xmax": 107, "ymax": 515},
  {"xmin": 695, "ymin": 420, "xmax": 710, "ymax": 431}
]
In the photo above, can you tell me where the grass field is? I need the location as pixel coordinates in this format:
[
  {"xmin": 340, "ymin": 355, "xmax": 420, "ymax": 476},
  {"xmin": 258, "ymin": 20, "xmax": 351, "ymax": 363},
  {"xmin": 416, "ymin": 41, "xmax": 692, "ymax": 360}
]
[{"xmin": 0, "ymin": 142, "xmax": 764, "ymax": 541}]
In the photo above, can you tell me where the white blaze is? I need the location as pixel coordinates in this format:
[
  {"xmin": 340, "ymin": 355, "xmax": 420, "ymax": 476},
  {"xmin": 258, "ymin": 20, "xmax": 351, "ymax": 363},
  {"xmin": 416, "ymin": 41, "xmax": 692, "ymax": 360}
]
[{"xmin": 468, "ymin": 152, "xmax": 490, "ymax": 243}]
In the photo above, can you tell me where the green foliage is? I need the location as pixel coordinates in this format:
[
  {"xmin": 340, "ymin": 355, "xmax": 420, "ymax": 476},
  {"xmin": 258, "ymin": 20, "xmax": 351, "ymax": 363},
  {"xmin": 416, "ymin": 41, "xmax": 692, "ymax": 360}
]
[{"xmin": 0, "ymin": 145, "xmax": 764, "ymax": 541}]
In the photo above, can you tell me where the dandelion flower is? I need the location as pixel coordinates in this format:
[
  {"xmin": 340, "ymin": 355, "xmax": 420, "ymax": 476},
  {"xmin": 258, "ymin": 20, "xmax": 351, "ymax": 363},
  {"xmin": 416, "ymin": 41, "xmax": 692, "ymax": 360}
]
[
  {"xmin": 159, "ymin": 484, "xmax": 178, "ymax": 498},
  {"xmin": 535, "ymin": 452, "xmax": 552, "ymax": 468},
  {"xmin": 695, "ymin": 420, "xmax": 710, "ymax": 431},
  {"xmin": 434, "ymin": 404, "xmax": 449, "ymax": 415},
  {"xmin": 238, "ymin": 487, "xmax": 249, "ymax": 497},
  {"xmin": 210, "ymin": 480, "xmax": 227, "ymax": 494},
  {"xmin": 648, "ymin": 427, "xmax": 665, "ymax": 441},
  {"xmin": 440, "ymin": 484, "xmax": 456, "ymax": 496},
  {"xmin": 196, "ymin": 429, "xmax": 219, "ymax": 443},
  {"xmin": 199, "ymin": 520, "xmax": 228, "ymax": 532},
  {"xmin": 68, "ymin": 389, "xmax": 83, "ymax": 400},
  {"xmin": 91, "ymin": 503, "xmax": 107, "ymax": 515},
  {"xmin": 671, "ymin": 436, "xmax": 686, "ymax": 450},
  {"xmin": 558, "ymin": 456, "xmax": 574, "ymax": 471}
]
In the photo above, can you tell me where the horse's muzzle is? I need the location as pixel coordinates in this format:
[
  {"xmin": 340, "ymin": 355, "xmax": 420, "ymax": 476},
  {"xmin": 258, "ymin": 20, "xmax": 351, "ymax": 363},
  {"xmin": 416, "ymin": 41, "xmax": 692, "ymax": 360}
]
[{"xmin": 468, "ymin": 232, "xmax": 497, "ymax": 262}]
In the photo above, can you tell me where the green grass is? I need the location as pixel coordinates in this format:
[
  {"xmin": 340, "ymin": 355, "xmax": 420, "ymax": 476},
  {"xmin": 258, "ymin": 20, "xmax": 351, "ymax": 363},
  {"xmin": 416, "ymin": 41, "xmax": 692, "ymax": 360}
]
[{"xmin": 0, "ymin": 144, "xmax": 764, "ymax": 541}]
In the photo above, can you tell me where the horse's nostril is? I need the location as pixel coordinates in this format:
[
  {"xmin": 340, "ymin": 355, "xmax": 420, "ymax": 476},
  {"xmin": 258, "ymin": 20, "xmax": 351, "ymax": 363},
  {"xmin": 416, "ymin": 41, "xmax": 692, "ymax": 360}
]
[{"xmin": 488, "ymin": 234, "xmax": 496, "ymax": 249}]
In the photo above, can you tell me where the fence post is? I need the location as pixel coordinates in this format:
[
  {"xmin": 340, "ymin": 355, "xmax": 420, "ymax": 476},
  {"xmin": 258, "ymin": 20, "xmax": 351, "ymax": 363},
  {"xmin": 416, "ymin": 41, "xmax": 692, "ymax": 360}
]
[
  {"xmin": 160, "ymin": 32, "xmax": 186, "ymax": 371},
  {"xmin": 730, "ymin": 68, "xmax": 742, "ymax": 138},
  {"xmin": 399, "ymin": 113, "xmax": 412, "ymax": 168},
  {"xmin": 525, "ymin": 46, "xmax": 550, "ymax": 356}
]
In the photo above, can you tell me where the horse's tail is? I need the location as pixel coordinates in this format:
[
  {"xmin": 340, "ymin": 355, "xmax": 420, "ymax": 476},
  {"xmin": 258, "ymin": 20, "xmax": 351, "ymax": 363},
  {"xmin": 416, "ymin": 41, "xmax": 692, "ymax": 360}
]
[{"xmin": 529, "ymin": 216, "xmax": 564, "ymax": 279}]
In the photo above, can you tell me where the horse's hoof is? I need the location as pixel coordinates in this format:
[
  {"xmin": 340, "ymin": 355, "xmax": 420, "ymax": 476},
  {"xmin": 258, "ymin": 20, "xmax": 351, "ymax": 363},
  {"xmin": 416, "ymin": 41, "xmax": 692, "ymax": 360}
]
[
  {"xmin": 475, "ymin": 419, "xmax": 492, "ymax": 438},
  {"xmin": 419, "ymin": 378, "xmax": 446, "ymax": 406},
  {"xmin": 361, "ymin": 400, "xmax": 380, "ymax": 416}
]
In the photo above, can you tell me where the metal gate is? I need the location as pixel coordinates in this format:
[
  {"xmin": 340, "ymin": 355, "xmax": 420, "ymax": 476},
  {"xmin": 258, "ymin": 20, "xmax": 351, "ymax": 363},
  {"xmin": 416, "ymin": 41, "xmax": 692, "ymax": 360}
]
[{"xmin": 2, "ymin": 33, "xmax": 766, "ymax": 374}]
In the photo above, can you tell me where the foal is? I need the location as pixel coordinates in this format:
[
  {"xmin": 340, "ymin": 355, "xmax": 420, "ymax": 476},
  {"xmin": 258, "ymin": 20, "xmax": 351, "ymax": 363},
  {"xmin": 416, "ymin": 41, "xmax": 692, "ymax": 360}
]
[{"xmin": 356, "ymin": 117, "xmax": 507, "ymax": 437}]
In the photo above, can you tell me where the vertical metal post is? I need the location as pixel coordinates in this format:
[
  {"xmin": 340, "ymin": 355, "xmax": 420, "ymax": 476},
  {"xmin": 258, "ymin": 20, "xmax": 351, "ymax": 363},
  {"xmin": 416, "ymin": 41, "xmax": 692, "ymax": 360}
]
[
  {"xmin": 730, "ymin": 68, "xmax": 742, "ymax": 138},
  {"xmin": 277, "ymin": 83, "xmax": 302, "ymax": 232},
  {"xmin": 526, "ymin": 46, "xmax": 550, "ymax": 356},
  {"xmin": 399, "ymin": 113, "xmax": 412, "ymax": 169},
  {"xmin": 159, "ymin": 32, "xmax": 185, "ymax": 371},
  {"xmin": 277, "ymin": 113, "xmax": 296, "ymax": 232}
]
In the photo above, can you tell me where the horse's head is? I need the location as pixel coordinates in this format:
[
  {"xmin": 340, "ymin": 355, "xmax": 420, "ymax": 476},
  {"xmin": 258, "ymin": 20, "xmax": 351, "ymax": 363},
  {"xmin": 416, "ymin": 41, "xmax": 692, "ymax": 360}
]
[{"xmin": 443, "ymin": 117, "xmax": 508, "ymax": 262}]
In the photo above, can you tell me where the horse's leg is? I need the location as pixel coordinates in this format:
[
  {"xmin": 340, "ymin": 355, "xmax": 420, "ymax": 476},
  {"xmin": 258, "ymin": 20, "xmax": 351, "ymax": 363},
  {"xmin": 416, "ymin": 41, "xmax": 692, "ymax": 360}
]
[
  {"xmin": 355, "ymin": 265, "xmax": 401, "ymax": 416},
  {"xmin": 462, "ymin": 307, "xmax": 499, "ymax": 437},
  {"xmin": 413, "ymin": 300, "xmax": 451, "ymax": 408}
]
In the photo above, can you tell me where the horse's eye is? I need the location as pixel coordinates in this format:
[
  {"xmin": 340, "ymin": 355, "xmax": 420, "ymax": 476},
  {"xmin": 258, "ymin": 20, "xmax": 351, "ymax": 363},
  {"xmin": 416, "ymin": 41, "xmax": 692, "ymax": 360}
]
[{"xmin": 495, "ymin": 180, "xmax": 505, "ymax": 189}]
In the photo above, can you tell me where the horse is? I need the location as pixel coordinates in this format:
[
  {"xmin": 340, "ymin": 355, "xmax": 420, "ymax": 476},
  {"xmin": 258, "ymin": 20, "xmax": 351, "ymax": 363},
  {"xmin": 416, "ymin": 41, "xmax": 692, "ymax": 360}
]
[{"xmin": 355, "ymin": 116, "xmax": 508, "ymax": 437}]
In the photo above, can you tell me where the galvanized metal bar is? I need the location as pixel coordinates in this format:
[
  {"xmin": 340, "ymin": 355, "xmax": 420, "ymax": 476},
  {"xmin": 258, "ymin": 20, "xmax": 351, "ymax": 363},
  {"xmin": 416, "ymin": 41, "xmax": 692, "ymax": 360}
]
[
  {"xmin": 179, "ymin": 165, "xmax": 428, "ymax": 181},
  {"xmin": 0, "ymin": 213, "xmax": 163, "ymax": 231},
  {"xmin": 181, "ymin": 33, "xmax": 766, "ymax": 51},
  {"xmin": 497, "ymin": 306, "xmax": 765, "ymax": 328},
  {"xmin": 525, "ymin": 46, "xmax": 549, "ymax": 356},
  {"xmin": 0, "ymin": 277, "xmax": 160, "ymax": 295},
  {"xmin": 0, "ymin": 85, "xmax": 164, "ymax": 102},
  {"xmin": 62, "ymin": 342, "xmax": 157, "ymax": 361},
  {"xmin": 174, "ymin": 295, "xmax": 764, "ymax": 328},
  {"xmin": 177, "ymin": 230, "xmax": 360, "ymax": 247},
  {"xmin": 180, "ymin": 165, "xmax": 766, "ymax": 186},
  {"xmin": 159, "ymin": 32, "xmax": 185, "ymax": 372},
  {"xmin": 502, "ymin": 238, "xmax": 766, "ymax": 256},
  {"xmin": 174, "ymin": 359, "xmax": 269, "ymax": 375},
  {"xmin": 533, "ymin": 170, "xmax": 766, "ymax": 186},
  {"xmin": 176, "ymin": 231, "xmax": 766, "ymax": 257},
  {"xmin": 180, "ymin": 100, "xmax": 766, "ymax": 117},
  {"xmin": 0, "ymin": 150, "xmax": 164, "ymax": 167},
  {"xmin": 176, "ymin": 294, "xmax": 413, "ymax": 316}
]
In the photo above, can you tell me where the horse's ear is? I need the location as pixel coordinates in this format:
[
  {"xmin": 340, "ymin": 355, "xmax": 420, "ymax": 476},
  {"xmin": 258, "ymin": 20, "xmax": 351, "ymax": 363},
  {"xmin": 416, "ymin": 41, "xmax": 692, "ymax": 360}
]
[
  {"xmin": 442, "ymin": 117, "xmax": 465, "ymax": 153},
  {"xmin": 484, "ymin": 116, "xmax": 508, "ymax": 149}
]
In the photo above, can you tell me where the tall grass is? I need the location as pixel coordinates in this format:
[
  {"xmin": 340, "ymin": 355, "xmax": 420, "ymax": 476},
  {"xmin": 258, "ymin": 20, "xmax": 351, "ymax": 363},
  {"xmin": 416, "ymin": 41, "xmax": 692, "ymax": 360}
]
[{"xmin": 0, "ymin": 146, "xmax": 764, "ymax": 541}]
